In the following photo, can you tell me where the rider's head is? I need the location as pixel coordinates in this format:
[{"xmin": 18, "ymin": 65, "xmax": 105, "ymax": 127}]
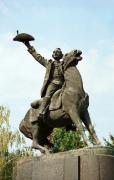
[{"xmin": 52, "ymin": 48, "xmax": 63, "ymax": 61}]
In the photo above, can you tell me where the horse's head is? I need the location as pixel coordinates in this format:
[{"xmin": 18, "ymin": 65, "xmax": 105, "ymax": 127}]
[
  {"xmin": 64, "ymin": 49, "xmax": 82, "ymax": 62},
  {"xmin": 63, "ymin": 49, "xmax": 82, "ymax": 70}
]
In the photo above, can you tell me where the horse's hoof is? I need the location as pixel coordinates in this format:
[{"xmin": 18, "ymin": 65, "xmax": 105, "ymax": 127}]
[{"xmin": 32, "ymin": 143, "xmax": 46, "ymax": 154}]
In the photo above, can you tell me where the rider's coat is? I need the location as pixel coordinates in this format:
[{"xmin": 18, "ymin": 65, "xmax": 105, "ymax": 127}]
[{"xmin": 28, "ymin": 46, "xmax": 64, "ymax": 97}]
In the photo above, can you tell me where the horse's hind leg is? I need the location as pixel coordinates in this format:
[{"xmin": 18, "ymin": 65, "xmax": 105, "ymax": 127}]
[
  {"xmin": 31, "ymin": 123, "xmax": 48, "ymax": 153},
  {"xmin": 82, "ymin": 110, "xmax": 101, "ymax": 145},
  {"xmin": 68, "ymin": 106, "xmax": 89, "ymax": 146}
]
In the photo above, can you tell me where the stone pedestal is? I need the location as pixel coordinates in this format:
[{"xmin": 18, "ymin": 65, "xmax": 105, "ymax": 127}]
[{"xmin": 13, "ymin": 146, "xmax": 114, "ymax": 180}]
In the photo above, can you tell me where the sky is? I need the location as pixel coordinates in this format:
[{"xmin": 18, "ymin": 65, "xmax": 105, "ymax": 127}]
[{"xmin": 0, "ymin": 0, "xmax": 114, "ymax": 145}]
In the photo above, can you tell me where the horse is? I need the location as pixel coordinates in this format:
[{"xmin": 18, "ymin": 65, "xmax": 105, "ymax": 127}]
[{"xmin": 19, "ymin": 49, "xmax": 101, "ymax": 153}]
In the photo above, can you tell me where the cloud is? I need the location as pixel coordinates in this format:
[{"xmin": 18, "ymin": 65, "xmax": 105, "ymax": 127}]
[
  {"xmin": 0, "ymin": 32, "xmax": 52, "ymax": 104},
  {"xmin": 77, "ymin": 45, "xmax": 114, "ymax": 139},
  {"xmin": 0, "ymin": 1, "xmax": 9, "ymax": 15},
  {"xmin": 79, "ymin": 47, "xmax": 114, "ymax": 95}
]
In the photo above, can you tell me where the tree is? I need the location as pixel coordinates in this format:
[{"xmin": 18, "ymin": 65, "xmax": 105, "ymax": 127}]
[{"xmin": 0, "ymin": 106, "xmax": 33, "ymax": 180}]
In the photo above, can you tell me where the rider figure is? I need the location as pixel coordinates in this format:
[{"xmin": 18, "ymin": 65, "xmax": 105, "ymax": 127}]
[{"xmin": 25, "ymin": 42, "xmax": 64, "ymax": 118}]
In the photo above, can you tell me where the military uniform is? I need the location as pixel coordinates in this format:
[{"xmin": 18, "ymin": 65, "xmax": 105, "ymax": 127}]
[{"xmin": 28, "ymin": 46, "xmax": 64, "ymax": 113}]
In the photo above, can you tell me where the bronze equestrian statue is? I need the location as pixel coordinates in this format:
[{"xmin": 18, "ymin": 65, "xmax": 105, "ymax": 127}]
[{"xmin": 13, "ymin": 33, "xmax": 101, "ymax": 153}]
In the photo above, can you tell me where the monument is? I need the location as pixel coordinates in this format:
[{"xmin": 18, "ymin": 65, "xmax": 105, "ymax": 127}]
[{"xmin": 13, "ymin": 33, "xmax": 114, "ymax": 180}]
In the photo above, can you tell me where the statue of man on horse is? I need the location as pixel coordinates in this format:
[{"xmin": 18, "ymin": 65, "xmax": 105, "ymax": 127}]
[{"xmin": 13, "ymin": 33, "xmax": 101, "ymax": 153}]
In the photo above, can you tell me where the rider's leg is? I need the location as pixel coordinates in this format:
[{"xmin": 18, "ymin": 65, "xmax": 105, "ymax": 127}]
[
  {"xmin": 39, "ymin": 83, "xmax": 61, "ymax": 116},
  {"xmin": 39, "ymin": 96, "xmax": 51, "ymax": 115}
]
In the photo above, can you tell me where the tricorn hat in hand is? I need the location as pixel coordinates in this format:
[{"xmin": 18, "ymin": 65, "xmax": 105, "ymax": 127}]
[{"xmin": 13, "ymin": 33, "xmax": 35, "ymax": 42}]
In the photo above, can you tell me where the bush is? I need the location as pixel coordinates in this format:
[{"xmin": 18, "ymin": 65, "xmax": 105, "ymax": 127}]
[{"xmin": 50, "ymin": 128, "xmax": 85, "ymax": 153}]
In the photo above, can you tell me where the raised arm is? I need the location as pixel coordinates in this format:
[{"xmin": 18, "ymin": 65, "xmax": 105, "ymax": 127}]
[{"xmin": 24, "ymin": 41, "xmax": 48, "ymax": 67}]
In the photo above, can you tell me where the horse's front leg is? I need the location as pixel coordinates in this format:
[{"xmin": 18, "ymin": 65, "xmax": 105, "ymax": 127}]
[
  {"xmin": 31, "ymin": 123, "xmax": 49, "ymax": 154},
  {"xmin": 68, "ymin": 105, "xmax": 89, "ymax": 146},
  {"xmin": 81, "ymin": 110, "xmax": 101, "ymax": 145}
]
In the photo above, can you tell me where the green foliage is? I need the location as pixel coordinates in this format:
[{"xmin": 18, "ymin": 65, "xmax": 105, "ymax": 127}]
[
  {"xmin": 104, "ymin": 134, "xmax": 114, "ymax": 150},
  {"xmin": 0, "ymin": 106, "xmax": 33, "ymax": 180},
  {"xmin": 1, "ymin": 148, "xmax": 33, "ymax": 180},
  {"xmin": 50, "ymin": 128, "xmax": 85, "ymax": 153}
]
